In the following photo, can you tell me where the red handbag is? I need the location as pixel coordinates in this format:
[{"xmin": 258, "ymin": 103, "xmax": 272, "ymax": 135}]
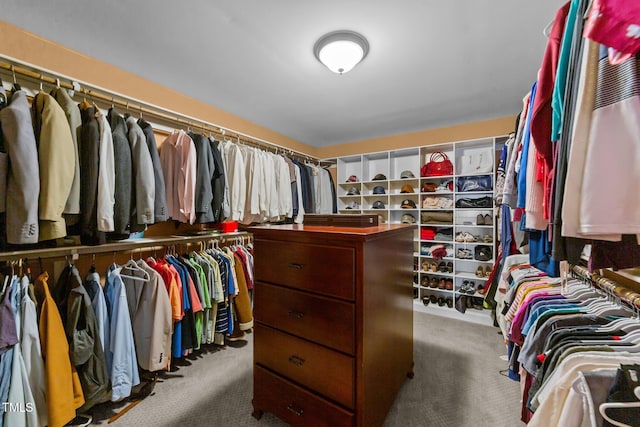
[{"xmin": 421, "ymin": 152, "xmax": 454, "ymax": 177}]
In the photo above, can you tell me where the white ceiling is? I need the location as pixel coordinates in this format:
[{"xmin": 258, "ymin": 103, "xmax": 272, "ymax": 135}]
[{"xmin": 1, "ymin": 0, "xmax": 565, "ymax": 147}]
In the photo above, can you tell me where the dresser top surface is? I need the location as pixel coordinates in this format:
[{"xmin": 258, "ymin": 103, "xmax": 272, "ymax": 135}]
[{"xmin": 250, "ymin": 223, "xmax": 415, "ymax": 239}]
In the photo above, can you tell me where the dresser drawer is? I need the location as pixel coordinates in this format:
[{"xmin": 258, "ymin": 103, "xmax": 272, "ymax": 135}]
[
  {"xmin": 254, "ymin": 324, "xmax": 354, "ymax": 409},
  {"xmin": 255, "ymin": 282, "xmax": 355, "ymax": 354},
  {"xmin": 254, "ymin": 239, "xmax": 355, "ymax": 300},
  {"xmin": 254, "ymin": 365, "xmax": 354, "ymax": 427}
]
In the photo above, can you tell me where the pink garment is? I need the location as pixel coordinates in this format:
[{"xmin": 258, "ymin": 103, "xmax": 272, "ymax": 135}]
[
  {"xmin": 159, "ymin": 130, "xmax": 196, "ymax": 224},
  {"xmin": 584, "ymin": 0, "xmax": 640, "ymax": 63}
]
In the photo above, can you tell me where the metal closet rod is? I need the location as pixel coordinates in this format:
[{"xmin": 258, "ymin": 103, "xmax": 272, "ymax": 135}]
[
  {"xmin": 572, "ymin": 265, "xmax": 640, "ymax": 310},
  {"xmin": 0, "ymin": 231, "xmax": 252, "ymax": 262},
  {"xmin": 0, "ymin": 55, "xmax": 319, "ymax": 162}
]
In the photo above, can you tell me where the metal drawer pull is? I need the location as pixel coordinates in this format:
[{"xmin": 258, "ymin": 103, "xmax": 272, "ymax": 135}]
[
  {"xmin": 288, "ymin": 355, "xmax": 305, "ymax": 367},
  {"xmin": 287, "ymin": 404, "xmax": 304, "ymax": 416},
  {"xmin": 287, "ymin": 310, "xmax": 304, "ymax": 319},
  {"xmin": 287, "ymin": 263, "xmax": 304, "ymax": 269}
]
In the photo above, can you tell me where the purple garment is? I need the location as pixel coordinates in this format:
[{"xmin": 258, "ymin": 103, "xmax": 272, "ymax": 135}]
[
  {"xmin": 0, "ymin": 280, "xmax": 18, "ymax": 354},
  {"xmin": 589, "ymin": 235, "xmax": 640, "ymax": 271}
]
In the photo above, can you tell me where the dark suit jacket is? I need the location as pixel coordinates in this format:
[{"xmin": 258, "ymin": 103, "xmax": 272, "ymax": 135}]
[
  {"xmin": 189, "ymin": 132, "xmax": 215, "ymax": 223},
  {"xmin": 107, "ymin": 108, "xmax": 132, "ymax": 238},
  {"xmin": 79, "ymin": 104, "xmax": 105, "ymax": 245},
  {"xmin": 209, "ymin": 138, "xmax": 226, "ymax": 223}
]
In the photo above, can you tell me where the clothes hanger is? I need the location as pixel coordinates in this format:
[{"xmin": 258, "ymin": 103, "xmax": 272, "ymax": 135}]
[
  {"xmin": 120, "ymin": 250, "xmax": 150, "ymax": 282},
  {"xmin": 10, "ymin": 65, "xmax": 21, "ymax": 94},
  {"xmin": 600, "ymin": 389, "xmax": 640, "ymax": 427}
]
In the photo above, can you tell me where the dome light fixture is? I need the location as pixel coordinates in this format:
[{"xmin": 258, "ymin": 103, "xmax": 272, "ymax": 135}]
[{"xmin": 314, "ymin": 30, "xmax": 369, "ymax": 75}]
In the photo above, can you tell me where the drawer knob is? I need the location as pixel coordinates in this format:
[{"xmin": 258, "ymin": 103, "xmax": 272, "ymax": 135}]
[
  {"xmin": 288, "ymin": 355, "xmax": 305, "ymax": 367},
  {"xmin": 287, "ymin": 403, "xmax": 304, "ymax": 417},
  {"xmin": 287, "ymin": 263, "xmax": 304, "ymax": 269},
  {"xmin": 287, "ymin": 310, "xmax": 304, "ymax": 319}
]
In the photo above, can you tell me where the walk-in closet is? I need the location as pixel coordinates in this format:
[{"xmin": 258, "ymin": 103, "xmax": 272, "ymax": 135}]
[{"xmin": 1, "ymin": 1, "xmax": 640, "ymax": 426}]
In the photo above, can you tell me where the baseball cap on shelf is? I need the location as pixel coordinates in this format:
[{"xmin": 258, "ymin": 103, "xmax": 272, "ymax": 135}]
[
  {"xmin": 401, "ymin": 213, "xmax": 416, "ymax": 224},
  {"xmin": 373, "ymin": 185, "xmax": 386, "ymax": 194},
  {"xmin": 372, "ymin": 173, "xmax": 387, "ymax": 181},
  {"xmin": 401, "ymin": 199, "xmax": 417, "ymax": 209},
  {"xmin": 400, "ymin": 184, "xmax": 414, "ymax": 193},
  {"xmin": 347, "ymin": 186, "xmax": 360, "ymax": 195},
  {"xmin": 372, "ymin": 200, "xmax": 385, "ymax": 209},
  {"xmin": 346, "ymin": 175, "xmax": 358, "ymax": 183},
  {"xmin": 400, "ymin": 170, "xmax": 415, "ymax": 179},
  {"xmin": 344, "ymin": 201, "xmax": 360, "ymax": 210}
]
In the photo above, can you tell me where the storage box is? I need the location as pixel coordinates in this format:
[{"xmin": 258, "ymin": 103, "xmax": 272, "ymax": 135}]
[{"xmin": 304, "ymin": 214, "xmax": 379, "ymax": 227}]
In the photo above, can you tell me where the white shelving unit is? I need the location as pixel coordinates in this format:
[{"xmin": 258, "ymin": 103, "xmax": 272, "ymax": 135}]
[{"xmin": 332, "ymin": 136, "xmax": 508, "ymax": 325}]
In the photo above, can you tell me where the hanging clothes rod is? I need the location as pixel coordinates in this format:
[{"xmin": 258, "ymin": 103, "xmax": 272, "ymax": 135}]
[
  {"xmin": 0, "ymin": 231, "xmax": 251, "ymax": 262},
  {"xmin": 571, "ymin": 264, "xmax": 640, "ymax": 311},
  {"xmin": 0, "ymin": 55, "xmax": 318, "ymax": 162}
]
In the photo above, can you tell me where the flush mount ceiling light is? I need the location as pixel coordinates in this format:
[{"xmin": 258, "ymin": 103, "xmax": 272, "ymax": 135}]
[{"xmin": 314, "ymin": 30, "xmax": 369, "ymax": 75}]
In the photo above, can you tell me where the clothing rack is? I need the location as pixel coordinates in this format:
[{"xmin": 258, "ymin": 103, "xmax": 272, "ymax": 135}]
[
  {"xmin": 0, "ymin": 231, "xmax": 251, "ymax": 262},
  {"xmin": 571, "ymin": 264, "xmax": 640, "ymax": 313},
  {"xmin": 0, "ymin": 55, "xmax": 320, "ymax": 163}
]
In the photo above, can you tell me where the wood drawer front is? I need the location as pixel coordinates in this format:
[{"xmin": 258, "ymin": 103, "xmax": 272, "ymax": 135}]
[
  {"xmin": 254, "ymin": 324, "xmax": 354, "ymax": 409},
  {"xmin": 254, "ymin": 365, "xmax": 354, "ymax": 427},
  {"xmin": 254, "ymin": 240, "xmax": 355, "ymax": 300},
  {"xmin": 255, "ymin": 282, "xmax": 355, "ymax": 354}
]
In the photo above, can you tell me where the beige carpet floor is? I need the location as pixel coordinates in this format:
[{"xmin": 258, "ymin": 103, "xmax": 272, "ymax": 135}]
[{"xmin": 89, "ymin": 311, "xmax": 522, "ymax": 427}]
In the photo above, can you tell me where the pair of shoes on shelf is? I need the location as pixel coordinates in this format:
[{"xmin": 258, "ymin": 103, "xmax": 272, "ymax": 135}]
[
  {"xmin": 455, "ymin": 232, "xmax": 477, "ymax": 242},
  {"xmin": 481, "ymin": 234, "xmax": 493, "ymax": 243},
  {"xmin": 459, "ymin": 280, "xmax": 476, "ymax": 295},
  {"xmin": 436, "ymin": 297, "xmax": 453, "ymax": 308},
  {"xmin": 476, "ymin": 214, "xmax": 493, "ymax": 226},
  {"xmin": 456, "ymin": 248, "xmax": 473, "ymax": 259},
  {"xmin": 475, "ymin": 265, "xmax": 493, "ymax": 277}
]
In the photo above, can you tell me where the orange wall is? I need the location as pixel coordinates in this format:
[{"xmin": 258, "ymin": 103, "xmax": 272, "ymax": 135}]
[
  {"xmin": 316, "ymin": 116, "xmax": 516, "ymax": 159},
  {"xmin": 1, "ymin": 20, "xmax": 515, "ymax": 159}
]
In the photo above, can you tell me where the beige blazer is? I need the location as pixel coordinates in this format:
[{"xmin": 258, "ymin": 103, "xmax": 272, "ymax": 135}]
[
  {"xmin": 32, "ymin": 92, "xmax": 75, "ymax": 241},
  {"xmin": 121, "ymin": 261, "xmax": 172, "ymax": 371},
  {"xmin": 50, "ymin": 87, "xmax": 81, "ymax": 217}
]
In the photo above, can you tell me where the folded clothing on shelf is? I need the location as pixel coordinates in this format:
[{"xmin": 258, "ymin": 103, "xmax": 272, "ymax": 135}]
[
  {"xmin": 434, "ymin": 227, "xmax": 453, "ymax": 241},
  {"xmin": 421, "ymin": 211, "xmax": 453, "ymax": 224},
  {"xmin": 422, "ymin": 195, "xmax": 454, "ymax": 209},
  {"xmin": 420, "ymin": 227, "xmax": 437, "ymax": 241}
]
